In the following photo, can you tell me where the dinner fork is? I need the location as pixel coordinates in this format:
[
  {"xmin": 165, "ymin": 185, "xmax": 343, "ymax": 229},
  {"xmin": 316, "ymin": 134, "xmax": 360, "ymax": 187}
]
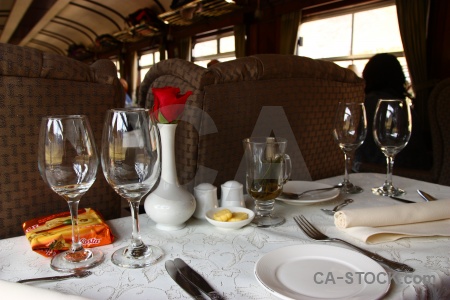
[{"xmin": 293, "ymin": 215, "xmax": 414, "ymax": 273}]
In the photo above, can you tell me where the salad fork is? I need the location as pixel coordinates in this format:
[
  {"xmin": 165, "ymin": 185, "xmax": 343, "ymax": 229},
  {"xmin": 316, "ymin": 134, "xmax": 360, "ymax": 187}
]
[
  {"xmin": 281, "ymin": 184, "xmax": 342, "ymax": 199},
  {"xmin": 17, "ymin": 271, "xmax": 92, "ymax": 283},
  {"xmin": 293, "ymin": 215, "xmax": 414, "ymax": 272}
]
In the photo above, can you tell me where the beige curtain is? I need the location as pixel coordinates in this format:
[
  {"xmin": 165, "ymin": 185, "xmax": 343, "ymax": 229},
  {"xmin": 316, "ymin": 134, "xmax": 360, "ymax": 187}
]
[
  {"xmin": 395, "ymin": 0, "xmax": 430, "ymax": 128},
  {"xmin": 178, "ymin": 37, "xmax": 192, "ymax": 61},
  {"xmin": 279, "ymin": 11, "xmax": 301, "ymax": 55},
  {"xmin": 234, "ymin": 24, "xmax": 246, "ymax": 58}
]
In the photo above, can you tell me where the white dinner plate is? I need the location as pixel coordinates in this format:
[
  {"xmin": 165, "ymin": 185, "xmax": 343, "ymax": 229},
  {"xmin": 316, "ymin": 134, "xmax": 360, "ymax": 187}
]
[
  {"xmin": 277, "ymin": 181, "xmax": 340, "ymax": 205},
  {"xmin": 254, "ymin": 244, "xmax": 390, "ymax": 300}
]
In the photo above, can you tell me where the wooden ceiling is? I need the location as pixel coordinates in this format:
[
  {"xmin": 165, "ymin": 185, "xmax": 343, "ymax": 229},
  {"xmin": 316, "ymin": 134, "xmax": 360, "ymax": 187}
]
[
  {"xmin": 0, "ymin": 0, "xmax": 386, "ymax": 57},
  {"xmin": 0, "ymin": 0, "xmax": 244, "ymax": 56}
]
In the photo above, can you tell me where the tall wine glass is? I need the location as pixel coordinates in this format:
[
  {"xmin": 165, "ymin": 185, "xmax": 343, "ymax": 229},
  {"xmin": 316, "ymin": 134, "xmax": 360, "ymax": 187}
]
[
  {"xmin": 333, "ymin": 102, "xmax": 367, "ymax": 194},
  {"xmin": 38, "ymin": 115, "xmax": 104, "ymax": 272},
  {"xmin": 243, "ymin": 137, "xmax": 292, "ymax": 227},
  {"xmin": 101, "ymin": 108, "xmax": 162, "ymax": 268},
  {"xmin": 372, "ymin": 99, "xmax": 412, "ymax": 196}
]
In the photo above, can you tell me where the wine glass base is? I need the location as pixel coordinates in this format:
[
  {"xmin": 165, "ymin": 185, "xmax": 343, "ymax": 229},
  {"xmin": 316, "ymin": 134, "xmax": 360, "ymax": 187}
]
[
  {"xmin": 342, "ymin": 185, "xmax": 364, "ymax": 194},
  {"xmin": 112, "ymin": 245, "xmax": 163, "ymax": 268},
  {"xmin": 251, "ymin": 215, "xmax": 285, "ymax": 228},
  {"xmin": 372, "ymin": 186, "xmax": 406, "ymax": 197},
  {"xmin": 51, "ymin": 249, "xmax": 104, "ymax": 272}
]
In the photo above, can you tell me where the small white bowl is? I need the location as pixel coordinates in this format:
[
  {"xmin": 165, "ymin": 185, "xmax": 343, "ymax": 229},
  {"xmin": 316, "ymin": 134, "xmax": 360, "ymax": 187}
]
[{"xmin": 205, "ymin": 207, "xmax": 255, "ymax": 229}]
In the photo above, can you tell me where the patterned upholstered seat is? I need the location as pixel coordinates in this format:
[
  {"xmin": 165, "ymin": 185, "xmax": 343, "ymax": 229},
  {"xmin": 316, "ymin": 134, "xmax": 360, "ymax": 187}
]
[
  {"xmin": 140, "ymin": 54, "xmax": 365, "ymax": 193},
  {"xmin": 429, "ymin": 78, "xmax": 450, "ymax": 186},
  {"xmin": 0, "ymin": 43, "xmax": 123, "ymax": 238}
]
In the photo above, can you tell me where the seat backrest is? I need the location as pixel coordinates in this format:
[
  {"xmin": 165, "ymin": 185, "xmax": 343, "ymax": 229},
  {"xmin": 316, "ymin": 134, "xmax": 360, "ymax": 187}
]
[
  {"xmin": 140, "ymin": 54, "xmax": 365, "ymax": 192},
  {"xmin": 0, "ymin": 43, "xmax": 123, "ymax": 238},
  {"xmin": 429, "ymin": 77, "xmax": 450, "ymax": 185}
]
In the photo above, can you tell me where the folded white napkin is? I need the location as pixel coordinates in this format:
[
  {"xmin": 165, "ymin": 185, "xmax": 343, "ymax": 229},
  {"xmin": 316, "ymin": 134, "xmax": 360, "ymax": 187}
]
[
  {"xmin": 334, "ymin": 199, "xmax": 450, "ymax": 244},
  {"xmin": 0, "ymin": 279, "xmax": 91, "ymax": 300}
]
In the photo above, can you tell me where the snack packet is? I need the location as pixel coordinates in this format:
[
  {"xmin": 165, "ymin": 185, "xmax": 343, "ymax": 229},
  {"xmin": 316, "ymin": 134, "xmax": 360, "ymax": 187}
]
[{"xmin": 22, "ymin": 208, "xmax": 114, "ymax": 257}]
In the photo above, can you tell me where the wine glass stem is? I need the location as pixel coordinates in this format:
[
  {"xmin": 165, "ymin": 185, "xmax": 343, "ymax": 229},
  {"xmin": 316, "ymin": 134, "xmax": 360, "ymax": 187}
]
[
  {"xmin": 385, "ymin": 155, "xmax": 395, "ymax": 187},
  {"xmin": 67, "ymin": 200, "xmax": 83, "ymax": 252},
  {"xmin": 343, "ymin": 151, "xmax": 352, "ymax": 185},
  {"xmin": 129, "ymin": 200, "xmax": 144, "ymax": 248}
]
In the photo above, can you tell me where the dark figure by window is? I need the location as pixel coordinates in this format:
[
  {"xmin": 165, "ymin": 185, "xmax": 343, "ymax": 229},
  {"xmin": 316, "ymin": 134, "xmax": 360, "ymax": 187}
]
[{"xmin": 355, "ymin": 53, "xmax": 431, "ymax": 171}]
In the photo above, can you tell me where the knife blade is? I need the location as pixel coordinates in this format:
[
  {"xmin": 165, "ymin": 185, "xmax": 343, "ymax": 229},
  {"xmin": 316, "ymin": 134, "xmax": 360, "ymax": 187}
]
[
  {"xmin": 389, "ymin": 196, "xmax": 416, "ymax": 204},
  {"xmin": 173, "ymin": 258, "xmax": 225, "ymax": 300},
  {"xmin": 165, "ymin": 260, "xmax": 205, "ymax": 300},
  {"xmin": 417, "ymin": 190, "xmax": 437, "ymax": 201}
]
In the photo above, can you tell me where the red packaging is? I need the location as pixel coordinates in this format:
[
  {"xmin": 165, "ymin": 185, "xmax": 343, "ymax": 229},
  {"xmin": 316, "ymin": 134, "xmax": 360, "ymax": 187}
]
[{"xmin": 22, "ymin": 208, "xmax": 114, "ymax": 257}]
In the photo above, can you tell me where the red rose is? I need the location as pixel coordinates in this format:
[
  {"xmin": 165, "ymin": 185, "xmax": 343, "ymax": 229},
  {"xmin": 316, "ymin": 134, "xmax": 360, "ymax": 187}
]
[{"xmin": 152, "ymin": 87, "xmax": 192, "ymax": 123}]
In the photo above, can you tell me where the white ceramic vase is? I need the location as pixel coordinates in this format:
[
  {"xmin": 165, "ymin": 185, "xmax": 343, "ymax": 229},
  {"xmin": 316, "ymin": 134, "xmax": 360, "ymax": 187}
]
[{"xmin": 144, "ymin": 123, "xmax": 196, "ymax": 230}]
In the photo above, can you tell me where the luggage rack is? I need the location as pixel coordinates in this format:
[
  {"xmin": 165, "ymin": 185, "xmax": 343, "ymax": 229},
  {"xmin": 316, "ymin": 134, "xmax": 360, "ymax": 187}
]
[{"xmin": 158, "ymin": 0, "xmax": 240, "ymax": 26}]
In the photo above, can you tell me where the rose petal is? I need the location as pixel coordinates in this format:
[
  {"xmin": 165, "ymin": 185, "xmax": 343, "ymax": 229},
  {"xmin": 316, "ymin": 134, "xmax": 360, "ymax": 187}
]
[{"xmin": 152, "ymin": 87, "xmax": 192, "ymax": 123}]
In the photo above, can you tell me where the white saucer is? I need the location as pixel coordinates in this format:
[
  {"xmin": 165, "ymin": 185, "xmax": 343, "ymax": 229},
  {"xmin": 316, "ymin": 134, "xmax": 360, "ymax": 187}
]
[
  {"xmin": 254, "ymin": 244, "xmax": 390, "ymax": 300},
  {"xmin": 277, "ymin": 181, "xmax": 340, "ymax": 205}
]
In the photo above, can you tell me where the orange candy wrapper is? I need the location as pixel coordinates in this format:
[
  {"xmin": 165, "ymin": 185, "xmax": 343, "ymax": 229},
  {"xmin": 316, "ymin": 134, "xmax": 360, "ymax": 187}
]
[{"xmin": 22, "ymin": 208, "xmax": 114, "ymax": 257}]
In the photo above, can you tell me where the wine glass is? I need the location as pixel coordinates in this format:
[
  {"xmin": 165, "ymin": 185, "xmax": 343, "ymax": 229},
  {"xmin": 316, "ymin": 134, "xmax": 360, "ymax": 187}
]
[
  {"xmin": 332, "ymin": 102, "xmax": 367, "ymax": 194},
  {"xmin": 38, "ymin": 115, "xmax": 104, "ymax": 272},
  {"xmin": 372, "ymin": 99, "xmax": 412, "ymax": 196},
  {"xmin": 243, "ymin": 137, "xmax": 292, "ymax": 227},
  {"xmin": 101, "ymin": 108, "xmax": 162, "ymax": 268}
]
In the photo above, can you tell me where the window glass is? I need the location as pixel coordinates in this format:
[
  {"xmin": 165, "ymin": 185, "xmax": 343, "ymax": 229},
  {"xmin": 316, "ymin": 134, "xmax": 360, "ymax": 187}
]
[
  {"xmin": 192, "ymin": 31, "xmax": 236, "ymax": 67},
  {"xmin": 298, "ymin": 15, "xmax": 352, "ymax": 58},
  {"xmin": 140, "ymin": 68, "xmax": 149, "ymax": 81},
  {"xmin": 139, "ymin": 53, "xmax": 154, "ymax": 66},
  {"xmin": 111, "ymin": 59, "xmax": 120, "ymax": 78},
  {"xmin": 138, "ymin": 50, "xmax": 165, "ymax": 83},
  {"xmin": 220, "ymin": 36, "xmax": 235, "ymax": 53},
  {"xmin": 353, "ymin": 6, "xmax": 403, "ymax": 55},
  {"xmin": 333, "ymin": 60, "xmax": 369, "ymax": 78},
  {"xmin": 192, "ymin": 40, "xmax": 217, "ymax": 57},
  {"xmin": 297, "ymin": 4, "xmax": 408, "ymax": 80}
]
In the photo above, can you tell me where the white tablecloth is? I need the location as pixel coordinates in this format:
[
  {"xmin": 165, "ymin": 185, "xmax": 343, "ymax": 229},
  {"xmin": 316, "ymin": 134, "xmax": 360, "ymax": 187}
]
[{"xmin": 1, "ymin": 173, "xmax": 449, "ymax": 299}]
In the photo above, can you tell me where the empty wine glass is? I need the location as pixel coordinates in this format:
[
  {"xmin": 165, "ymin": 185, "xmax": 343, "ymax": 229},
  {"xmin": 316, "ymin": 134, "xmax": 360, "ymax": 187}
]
[
  {"xmin": 372, "ymin": 99, "xmax": 412, "ymax": 196},
  {"xmin": 333, "ymin": 102, "xmax": 367, "ymax": 194},
  {"xmin": 38, "ymin": 115, "xmax": 104, "ymax": 272},
  {"xmin": 101, "ymin": 108, "xmax": 162, "ymax": 268},
  {"xmin": 243, "ymin": 137, "xmax": 292, "ymax": 227}
]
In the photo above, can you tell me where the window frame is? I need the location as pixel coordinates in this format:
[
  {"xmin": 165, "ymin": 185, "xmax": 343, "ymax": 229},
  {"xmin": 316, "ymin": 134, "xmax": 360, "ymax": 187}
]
[
  {"xmin": 138, "ymin": 49, "xmax": 161, "ymax": 83},
  {"xmin": 296, "ymin": 1, "xmax": 407, "ymax": 78},
  {"xmin": 191, "ymin": 27, "xmax": 236, "ymax": 66}
]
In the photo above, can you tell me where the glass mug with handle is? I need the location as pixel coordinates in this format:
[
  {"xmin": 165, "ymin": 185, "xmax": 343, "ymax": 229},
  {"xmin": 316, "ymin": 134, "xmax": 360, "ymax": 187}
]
[{"xmin": 243, "ymin": 137, "xmax": 292, "ymax": 227}]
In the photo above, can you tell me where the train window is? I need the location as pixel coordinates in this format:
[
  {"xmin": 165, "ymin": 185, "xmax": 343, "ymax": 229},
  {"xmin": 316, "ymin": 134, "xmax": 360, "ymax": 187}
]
[
  {"xmin": 192, "ymin": 31, "xmax": 236, "ymax": 68},
  {"xmin": 138, "ymin": 50, "xmax": 162, "ymax": 82},
  {"xmin": 297, "ymin": 4, "xmax": 408, "ymax": 80}
]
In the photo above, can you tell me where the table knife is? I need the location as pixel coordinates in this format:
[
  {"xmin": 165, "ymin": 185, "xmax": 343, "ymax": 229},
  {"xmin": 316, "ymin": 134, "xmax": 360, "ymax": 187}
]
[
  {"xmin": 165, "ymin": 260, "xmax": 205, "ymax": 300},
  {"xmin": 389, "ymin": 196, "xmax": 416, "ymax": 204},
  {"xmin": 417, "ymin": 190, "xmax": 437, "ymax": 201},
  {"xmin": 173, "ymin": 258, "xmax": 225, "ymax": 300}
]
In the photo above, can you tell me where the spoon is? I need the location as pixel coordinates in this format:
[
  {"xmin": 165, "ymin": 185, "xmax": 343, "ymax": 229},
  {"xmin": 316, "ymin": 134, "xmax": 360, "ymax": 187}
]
[
  {"xmin": 17, "ymin": 271, "xmax": 92, "ymax": 283},
  {"xmin": 321, "ymin": 199, "xmax": 353, "ymax": 215},
  {"xmin": 281, "ymin": 184, "xmax": 342, "ymax": 199}
]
